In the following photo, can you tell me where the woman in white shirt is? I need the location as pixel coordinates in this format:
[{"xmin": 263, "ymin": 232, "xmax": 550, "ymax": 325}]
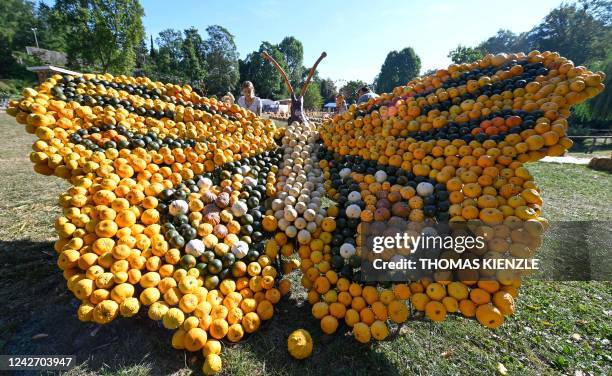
[{"xmin": 237, "ymin": 81, "xmax": 262, "ymax": 115}]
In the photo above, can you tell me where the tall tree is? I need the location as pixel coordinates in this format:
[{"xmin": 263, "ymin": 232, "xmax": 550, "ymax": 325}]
[
  {"xmin": 181, "ymin": 27, "xmax": 206, "ymax": 87},
  {"xmin": 149, "ymin": 34, "xmax": 156, "ymax": 58},
  {"xmin": 277, "ymin": 36, "xmax": 304, "ymax": 88},
  {"xmin": 579, "ymin": 0, "xmax": 612, "ymax": 26},
  {"xmin": 0, "ymin": 0, "xmax": 36, "ymax": 51},
  {"xmin": 447, "ymin": 45, "xmax": 485, "ymax": 64},
  {"xmin": 525, "ymin": 3, "xmax": 609, "ymax": 65},
  {"xmin": 376, "ymin": 47, "xmax": 421, "ymax": 94},
  {"xmin": 203, "ymin": 25, "xmax": 239, "ymax": 96},
  {"xmin": 303, "ymin": 81, "xmax": 323, "ymax": 110},
  {"xmin": 587, "ymin": 56, "xmax": 612, "ymax": 120},
  {"xmin": 32, "ymin": 2, "xmax": 68, "ymax": 52},
  {"xmin": 53, "ymin": 0, "xmax": 145, "ymax": 74},
  {"xmin": 134, "ymin": 38, "xmax": 148, "ymax": 71},
  {"xmin": 153, "ymin": 29, "xmax": 184, "ymax": 83},
  {"xmin": 239, "ymin": 42, "xmax": 288, "ymax": 99},
  {"xmin": 319, "ymin": 78, "xmax": 337, "ymax": 103},
  {"xmin": 340, "ymin": 80, "xmax": 367, "ymax": 104},
  {"xmin": 0, "ymin": 0, "xmax": 36, "ymax": 78}
]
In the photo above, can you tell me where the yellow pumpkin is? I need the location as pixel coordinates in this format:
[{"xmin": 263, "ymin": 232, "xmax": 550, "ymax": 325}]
[
  {"xmin": 202, "ymin": 354, "xmax": 222, "ymax": 375},
  {"xmin": 287, "ymin": 329, "xmax": 313, "ymax": 359}
]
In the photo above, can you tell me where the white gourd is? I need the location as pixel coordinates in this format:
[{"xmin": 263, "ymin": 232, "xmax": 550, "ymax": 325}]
[
  {"xmin": 169, "ymin": 200, "xmax": 189, "ymax": 216},
  {"xmin": 340, "ymin": 243, "xmax": 356, "ymax": 259},
  {"xmin": 185, "ymin": 239, "xmax": 205, "ymax": 257}
]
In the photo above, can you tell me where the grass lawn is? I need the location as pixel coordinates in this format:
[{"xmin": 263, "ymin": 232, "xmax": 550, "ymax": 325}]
[{"xmin": 0, "ymin": 112, "xmax": 610, "ymax": 375}]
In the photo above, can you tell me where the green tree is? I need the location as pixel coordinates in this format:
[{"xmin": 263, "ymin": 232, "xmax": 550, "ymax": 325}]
[
  {"xmin": 181, "ymin": 27, "xmax": 206, "ymax": 87},
  {"xmin": 34, "ymin": 2, "xmax": 68, "ymax": 52},
  {"xmin": 376, "ymin": 47, "xmax": 421, "ymax": 93},
  {"xmin": 203, "ymin": 25, "xmax": 239, "ymax": 96},
  {"xmin": 0, "ymin": 0, "xmax": 36, "ymax": 50},
  {"xmin": 0, "ymin": 0, "xmax": 37, "ymax": 78},
  {"xmin": 239, "ymin": 42, "xmax": 288, "ymax": 99},
  {"xmin": 587, "ymin": 56, "xmax": 612, "ymax": 120},
  {"xmin": 340, "ymin": 80, "xmax": 367, "ymax": 104},
  {"xmin": 134, "ymin": 38, "xmax": 148, "ymax": 71},
  {"xmin": 277, "ymin": 36, "xmax": 304, "ymax": 88},
  {"xmin": 53, "ymin": 0, "xmax": 145, "ymax": 74},
  {"xmin": 478, "ymin": 29, "xmax": 528, "ymax": 54},
  {"xmin": 447, "ymin": 45, "xmax": 485, "ymax": 64},
  {"xmin": 580, "ymin": 0, "xmax": 612, "ymax": 25},
  {"xmin": 319, "ymin": 78, "xmax": 337, "ymax": 103},
  {"xmin": 303, "ymin": 81, "xmax": 323, "ymax": 110},
  {"xmin": 525, "ymin": 3, "xmax": 609, "ymax": 65},
  {"xmin": 153, "ymin": 29, "xmax": 185, "ymax": 83}
]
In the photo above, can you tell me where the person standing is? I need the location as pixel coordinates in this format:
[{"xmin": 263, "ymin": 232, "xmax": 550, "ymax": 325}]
[
  {"xmin": 237, "ymin": 81, "xmax": 262, "ymax": 115},
  {"xmin": 335, "ymin": 94, "xmax": 347, "ymax": 114},
  {"xmin": 356, "ymin": 86, "xmax": 379, "ymax": 104}
]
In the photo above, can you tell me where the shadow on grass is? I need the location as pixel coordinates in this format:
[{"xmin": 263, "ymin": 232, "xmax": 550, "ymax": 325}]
[
  {"xmin": 0, "ymin": 240, "xmax": 400, "ymax": 376},
  {"xmin": 0, "ymin": 240, "xmax": 187, "ymax": 375},
  {"xmin": 221, "ymin": 296, "xmax": 401, "ymax": 376}
]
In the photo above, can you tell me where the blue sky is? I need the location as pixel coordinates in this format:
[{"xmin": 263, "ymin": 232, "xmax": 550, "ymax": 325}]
[{"xmin": 45, "ymin": 0, "xmax": 567, "ymax": 84}]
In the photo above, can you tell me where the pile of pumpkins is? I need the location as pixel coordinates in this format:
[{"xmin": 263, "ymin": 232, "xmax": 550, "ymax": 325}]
[
  {"xmin": 6, "ymin": 49, "xmax": 605, "ymax": 370},
  {"xmin": 304, "ymin": 50, "xmax": 604, "ymax": 335},
  {"xmin": 271, "ymin": 121, "xmax": 327, "ymax": 242},
  {"xmin": 7, "ymin": 73, "xmax": 289, "ymax": 374}
]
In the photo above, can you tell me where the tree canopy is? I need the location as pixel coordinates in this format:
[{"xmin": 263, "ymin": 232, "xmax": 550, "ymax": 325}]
[
  {"xmin": 375, "ymin": 47, "xmax": 421, "ymax": 94},
  {"xmin": 340, "ymin": 80, "xmax": 367, "ymax": 104},
  {"xmin": 303, "ymin": 81, "xmax": 323, "ymax": 110},
  {"xmin": 239, "ymin": 42, "xmax": 288, "ymax": 99},
  {"xmin": 525, "ymin": 2, "xmax": 610, "ymax": 66},
  {"xmin": 278, "ymin": 36, "xmax": 304, "ymax": 89},
  {"xmin": 152, "ymin": 29, "xmax": 185, "ymax": 83},
  {"xmin": 1, "ymin": 0, "xmax": 609, "ymax": 127},
  {"xmin": 54, "ymin": 0, "xmax": 145, "ymax": 74},
  {"xmin": 203, "ymin": 25, "xmax": 239, "ymax": 96},
  {"xmin": 181, "ymin": 27, "xmax": 206, "ymax": 87},
  {"xmin": 319, "ymin": 78, "xmax": 337, "ymax": 103},
  {"xmin": 447, "ymin": 45, "xmax": 485, "ymax": 64}
]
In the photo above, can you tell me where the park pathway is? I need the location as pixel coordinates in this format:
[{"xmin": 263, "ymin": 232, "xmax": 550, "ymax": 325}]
[{"xmin": 540, "ymin": 156, "xmax": 593, "ymax": 165}]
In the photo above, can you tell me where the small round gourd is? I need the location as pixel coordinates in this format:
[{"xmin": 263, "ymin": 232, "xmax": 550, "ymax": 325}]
[
  {"xmin": 303, "ymin": 208, "xmax": 316, "ymax": 222},
  {"xmin": 416, "ymin": 182, "xmax": 435, "ymax": 197},
  {"xmin": 285, "ymin": 225, "xmax": 298, "ymax": 238},
  {"xmin": 297, "ymin": 229, "xmax": 312, "ymax": 244},
  {"xmin": 272, "ymin": 199, "xmax": 284, "ymax": 211},
  {"xmin": 340, "ymin": 243, "xmax": 356, "ymax": 259},
  {"xmin": 339, "ymin": 168, "xmax": 351, "ymax": 179},
  {"xmin": 169, "ymin": 200, "xmax": 189, "ymax": 216},
  {"xmin": 231, "ymin": 241, "xmax": 249, "ymax": 259},
  {"xmin": 231, "ymin": 201, "xmax": 248, "ymax": 217},
  {"xmin": 243, "ymin": 176, "xmax": 257, "ymax": 187},
  {"xmin": 185, "ymin": 239, "xmax": 205, "ymax": 257},
  {"xmin": 284, "ymin": 196, "xmax": 297, "ymax": 207},
  {"xmin": 284, "ymin": 207, "xmax": 298, "ymax": 222},
  {"xmin": 294, "ymin": 217, "xmax": 307, "ymax": 230},
  {"xmin": 348, "ymin": 191, "xmax": 361, "ymax": 202},
  {"xmin": 278, "ymin": 218, "xmax": 289, "ymax": 231},
  {"xmin": 375, "ymin": 170, "xmax": 387, "ymax": 183},
  {"xmin": 346, "ymin": 204, "xmax": 362, "ymax": 219},
  {"xmin": 197, "ymin": 177, "xmax": 213, "ymax": 190}
]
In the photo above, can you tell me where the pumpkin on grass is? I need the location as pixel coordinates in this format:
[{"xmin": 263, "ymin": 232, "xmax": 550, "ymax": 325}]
[{"xmin": 287, "ymin": 329, "xmax": 313, "ymax": 359}]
